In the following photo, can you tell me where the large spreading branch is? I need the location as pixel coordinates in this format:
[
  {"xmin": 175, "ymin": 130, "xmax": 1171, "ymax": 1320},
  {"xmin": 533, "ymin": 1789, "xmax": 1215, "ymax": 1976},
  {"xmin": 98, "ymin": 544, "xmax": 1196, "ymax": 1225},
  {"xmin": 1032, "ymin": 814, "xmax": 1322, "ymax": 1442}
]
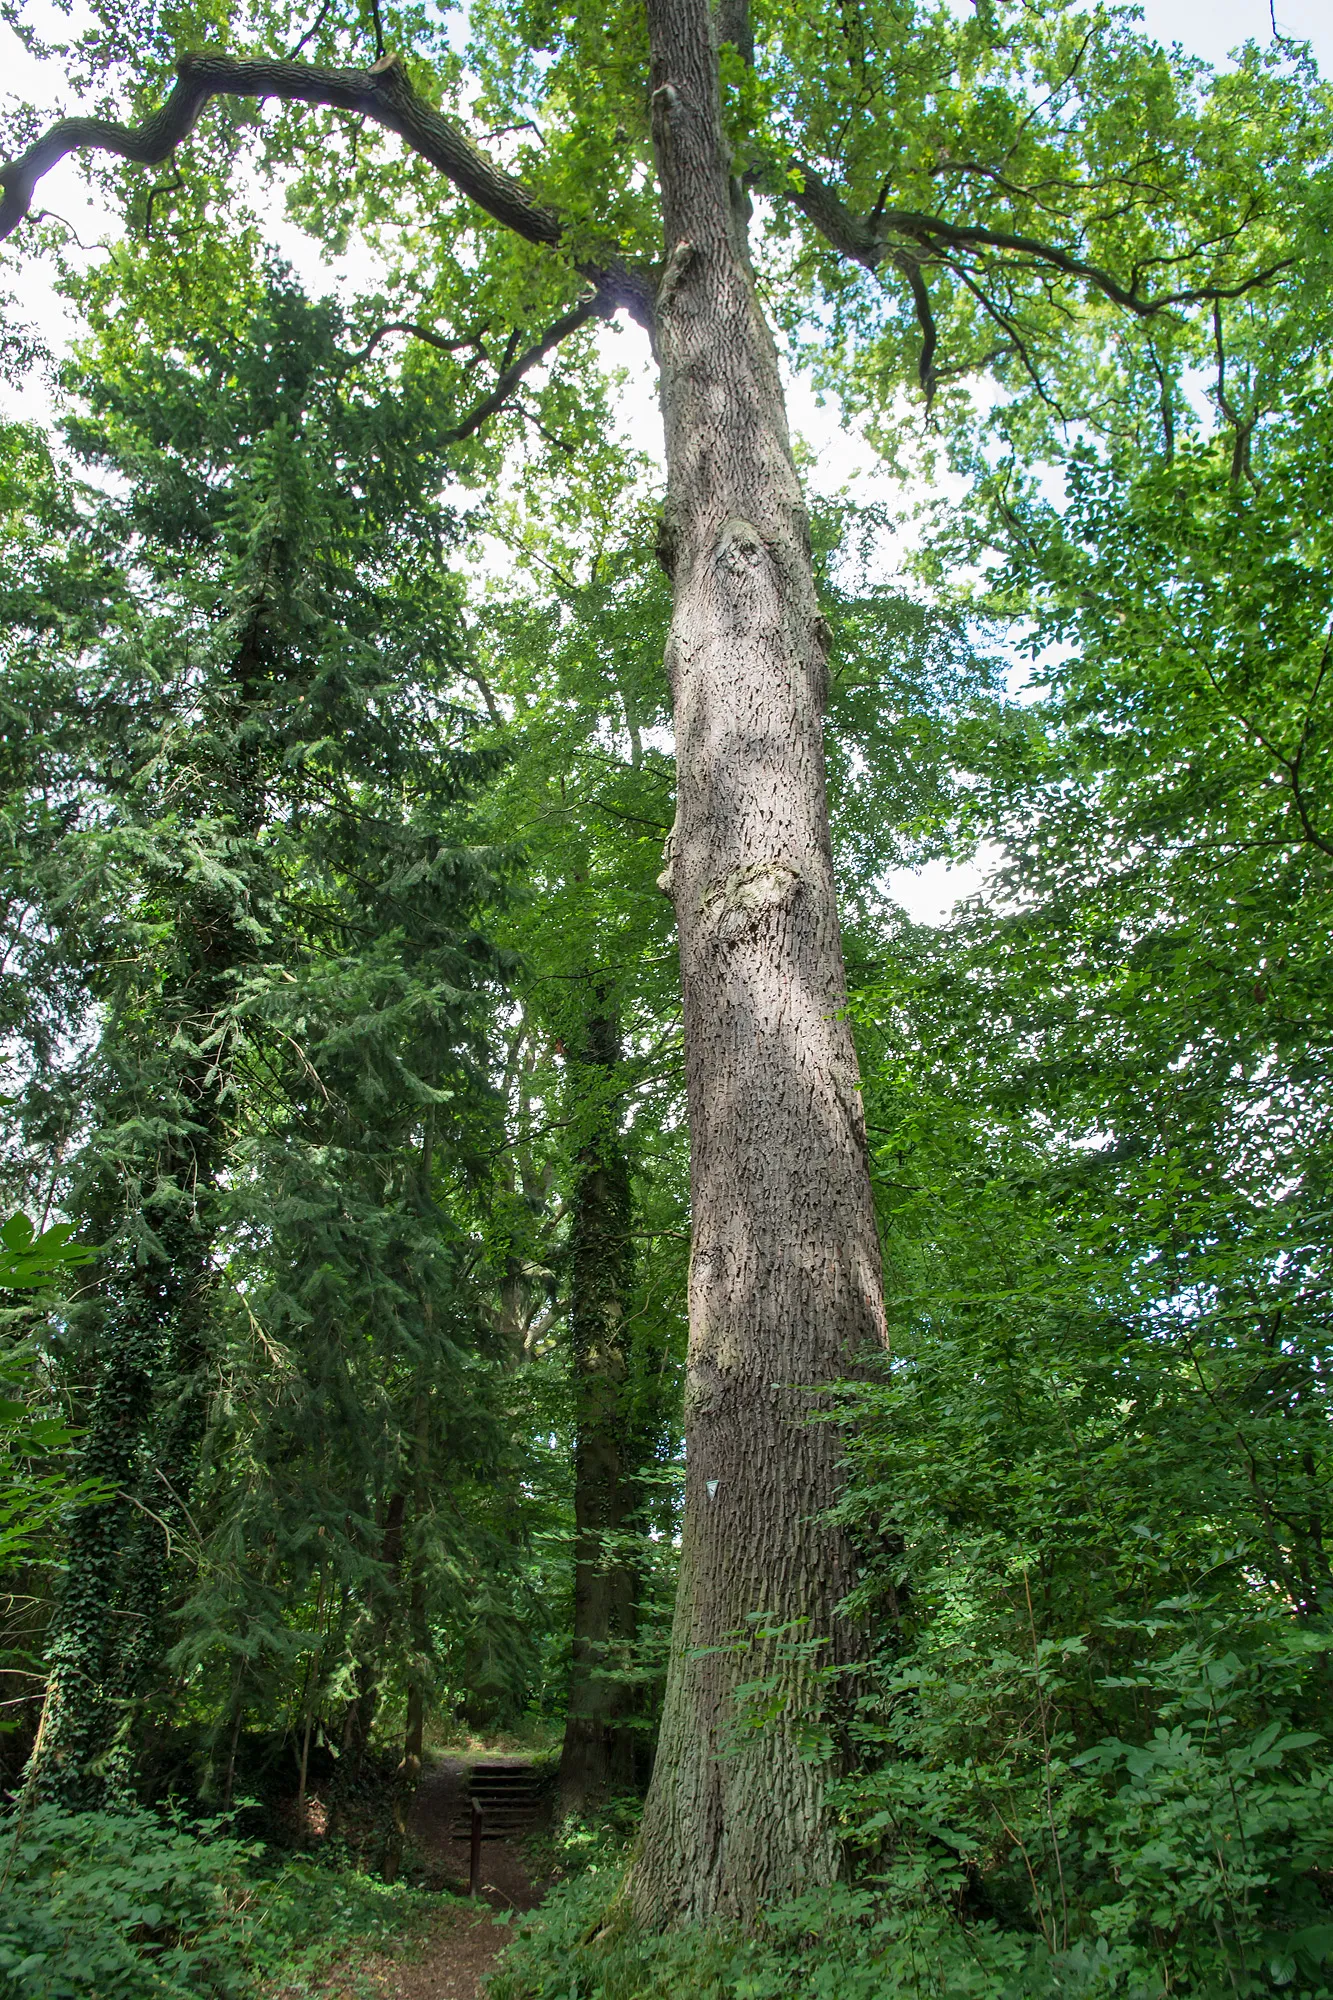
[
  {"xmin": 785, "ymin": 161, "xmax": 1294, "ymax": 316},
  {"xmin": 0, "ymin": 49, "xmax": 654, "ymax": 324},
  {"xmin": 1, "ymin": 51, "xmax": 556, "ymax": 245},
  {"xmin": 0, "ymin": 50, "xmax": 556, "ymax": 244},
  {"xmin": 782, "ymin": 158, "xmax": 1293, "ymax": 396}
]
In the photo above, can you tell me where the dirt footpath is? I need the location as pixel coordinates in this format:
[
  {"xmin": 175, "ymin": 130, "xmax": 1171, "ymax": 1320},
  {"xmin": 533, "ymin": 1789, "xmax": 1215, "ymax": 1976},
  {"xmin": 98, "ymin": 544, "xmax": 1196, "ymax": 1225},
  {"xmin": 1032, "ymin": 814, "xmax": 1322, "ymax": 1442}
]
[
  {"xmin": 410, "ymin": 1758, "xmax": 546, "ymax": 1913},
  {"xmin": 310, "ymin": 1901, "xmax": 512, "ymax": 2000},
  {"xmin": 307, "ymin": 1758, "xmax": 547, "ymax": 2000}
]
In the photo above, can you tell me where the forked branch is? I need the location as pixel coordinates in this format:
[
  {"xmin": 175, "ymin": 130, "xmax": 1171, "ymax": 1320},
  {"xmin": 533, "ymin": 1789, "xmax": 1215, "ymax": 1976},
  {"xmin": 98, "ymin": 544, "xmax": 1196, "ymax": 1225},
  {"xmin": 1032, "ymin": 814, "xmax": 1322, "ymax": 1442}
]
[
  {"xmin": 340, "ymin": 293, "xmax": 614, "ymax": 440},
  {"xmin": 440, "ymin": 292, "xmax": 614, "ymax": 443},
  {"xmin": 783, "ymin": 159, "xmax": 1294, "ymax": 320}
]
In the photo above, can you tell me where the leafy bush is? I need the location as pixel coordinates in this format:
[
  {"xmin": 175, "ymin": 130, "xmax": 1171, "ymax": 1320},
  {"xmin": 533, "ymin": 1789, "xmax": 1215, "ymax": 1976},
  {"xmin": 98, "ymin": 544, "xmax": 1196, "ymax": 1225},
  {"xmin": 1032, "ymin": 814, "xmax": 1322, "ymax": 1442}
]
[
  {"xmin": 485, "ymin": 1867, "xmax": 1135, "ymax": 2000},
  {"xmin": 0, "ymin": 1803, "xmax": 256, "ymax": 1998},
  {"xmin": 241, "ymin": 1852, "xmax": 448, "ymax": 1996},
  {"xmin": 829, "ymin": 1610, "xmax": 1333, "ymax": 1997},
  {"xmin": 0, "ymin": 1801, "xmax": 447, "ymax": 2000},
  {"xmin": 488, "ymin": 1854, "xmax": 1333, "ymax": 2000}
]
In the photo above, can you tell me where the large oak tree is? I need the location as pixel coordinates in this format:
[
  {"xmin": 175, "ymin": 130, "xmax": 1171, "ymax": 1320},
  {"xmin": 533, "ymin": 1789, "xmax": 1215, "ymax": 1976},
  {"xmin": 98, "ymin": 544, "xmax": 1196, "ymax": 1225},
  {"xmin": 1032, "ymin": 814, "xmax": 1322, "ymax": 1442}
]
[{"xmin": 2, "ymin": 0, "xmax": 1323, "ymax": 1922}]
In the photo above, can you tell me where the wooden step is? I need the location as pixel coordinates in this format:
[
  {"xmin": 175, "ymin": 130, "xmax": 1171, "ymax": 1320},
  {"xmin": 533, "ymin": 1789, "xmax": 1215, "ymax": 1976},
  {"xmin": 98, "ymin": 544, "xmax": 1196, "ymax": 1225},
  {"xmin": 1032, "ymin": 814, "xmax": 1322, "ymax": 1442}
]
[{"xmin": 449, "ymin": 1761, "xmax": 545, "ymax": 1841}]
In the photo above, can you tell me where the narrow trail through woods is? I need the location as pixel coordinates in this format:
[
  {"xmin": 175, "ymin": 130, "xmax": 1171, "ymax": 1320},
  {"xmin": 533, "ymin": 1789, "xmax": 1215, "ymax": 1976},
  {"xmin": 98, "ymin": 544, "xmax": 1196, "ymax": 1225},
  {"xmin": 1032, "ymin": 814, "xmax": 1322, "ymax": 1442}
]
[{"xmin": 310, "ymin": 1759, "xmax": 548, "ymax": 2000}]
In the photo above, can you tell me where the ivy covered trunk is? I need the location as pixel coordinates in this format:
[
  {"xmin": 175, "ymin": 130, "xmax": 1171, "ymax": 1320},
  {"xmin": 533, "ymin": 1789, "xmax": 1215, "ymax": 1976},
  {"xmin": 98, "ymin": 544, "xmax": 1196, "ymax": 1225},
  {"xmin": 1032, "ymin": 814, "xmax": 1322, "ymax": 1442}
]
[
  {"xmin": 39, "ymin": 566, "xmax": 269, "ymax": 1802},
  {"xmin": 632, "ymin": 0, "xmax": 887, "ymax": 1926},
  {"xmin": 42, "ymin": 1064, "xmax": 224, "ymax": 1804},
  {"xmin": 559, "ymin": 1008, "xmax": 641, "ymax": 1812}
]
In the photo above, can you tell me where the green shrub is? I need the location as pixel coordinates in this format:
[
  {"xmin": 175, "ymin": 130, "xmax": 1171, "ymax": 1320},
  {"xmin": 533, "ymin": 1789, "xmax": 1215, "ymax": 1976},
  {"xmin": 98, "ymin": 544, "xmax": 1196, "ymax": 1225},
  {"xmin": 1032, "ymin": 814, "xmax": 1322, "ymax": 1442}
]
[
  {"xmin": 0, "ymin": 1800, "xmax": 451, "ymax": 2000},
  {"xmin": 242, "ymin": 1851, "xmax": 448, "ymax": 1995},
  {"xmin": 0, "ymin": 1803, "xmax": 256, "ymax": 1998},
  {"xmin": 484, "ymin": 1867, "xmax": 1117, "ymax": 2000},
  {"xmin": 487, "ymin": 1862, "xmax": 1333, "ymax": 2000}
]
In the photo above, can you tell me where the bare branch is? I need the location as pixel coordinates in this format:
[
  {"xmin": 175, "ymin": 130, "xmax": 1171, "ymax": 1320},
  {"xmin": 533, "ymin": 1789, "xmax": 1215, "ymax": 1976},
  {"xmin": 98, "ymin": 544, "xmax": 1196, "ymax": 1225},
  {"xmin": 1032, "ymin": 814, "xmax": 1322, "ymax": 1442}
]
[
  {"xmin": 440, "ymin": 292, "xmax": 612, "ymax": 444},
  {"xmin": 504, "ymin": 394, "xmax": 575, "ymax": 453},
  {"xmin": 1210, "ymin": 300, "xmax": 1260, "ymax": 484},
  {"xmin": 479, "ymin": 119, "xmax": 545, "ymax": 147},
  {"xmin": 891, "ymin": 249, "xmax": 937, "ymax": 405},
  {"xmin": 953, "ymin": 266, "xmax": 1067, "ymax": 418},
  {"xmin": 143, "ymin": 167, "xmax": 182, "ymax": 235},
  {"xmin": 1145, "ymin": 342, "xmax": 1175, "ymax": 460},
  {"xmin": 287, "ymin": 0, "xmax": 335, "ymax": 60},
  {"xmin": 342, "ymin": 317, "xmax": 487, "ymax": 367},
  {"xmin": 25, "ymin": 206, "xmax": 92, "ymax": 247},
  {"xmin": 342, "ymin": 295, "xmax": 607, "ymax": 449}
]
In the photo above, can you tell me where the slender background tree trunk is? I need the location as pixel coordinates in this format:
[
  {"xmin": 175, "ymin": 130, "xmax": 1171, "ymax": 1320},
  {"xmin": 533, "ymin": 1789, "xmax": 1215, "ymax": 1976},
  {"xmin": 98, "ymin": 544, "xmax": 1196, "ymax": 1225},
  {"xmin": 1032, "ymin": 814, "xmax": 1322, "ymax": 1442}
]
[
  {"xmin": 559, "ymin": 1006, "xmax": 642, "ymax": 1814},
  {"xmin": 631, "ymin": 0, "xmax": 888, "ymax": 1925}
]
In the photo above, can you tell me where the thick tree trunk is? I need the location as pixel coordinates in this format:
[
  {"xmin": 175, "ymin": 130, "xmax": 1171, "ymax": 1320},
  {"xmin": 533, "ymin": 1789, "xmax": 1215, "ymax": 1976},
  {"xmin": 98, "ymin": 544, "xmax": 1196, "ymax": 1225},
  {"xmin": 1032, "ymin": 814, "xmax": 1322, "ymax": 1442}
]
[
  {"xmin": 631, "ymin": 0, "xmax": 887, "ymax": 1925},
  {"xmin": 558, "ymin": 1008, "xmax": 641, "ymax": 1814}
]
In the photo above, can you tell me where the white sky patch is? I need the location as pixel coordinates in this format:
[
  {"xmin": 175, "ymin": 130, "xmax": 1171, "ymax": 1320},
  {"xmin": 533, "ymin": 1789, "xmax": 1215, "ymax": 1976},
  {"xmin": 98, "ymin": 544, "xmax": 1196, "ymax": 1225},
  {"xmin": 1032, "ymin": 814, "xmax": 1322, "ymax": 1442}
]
[
  {"xmin": 1137, "ymin": 0, "xmax": 1330, "ymax": 65},
  {"xmin": 887, "ymin": 852, "xmax": 982, "ymax": 926}
]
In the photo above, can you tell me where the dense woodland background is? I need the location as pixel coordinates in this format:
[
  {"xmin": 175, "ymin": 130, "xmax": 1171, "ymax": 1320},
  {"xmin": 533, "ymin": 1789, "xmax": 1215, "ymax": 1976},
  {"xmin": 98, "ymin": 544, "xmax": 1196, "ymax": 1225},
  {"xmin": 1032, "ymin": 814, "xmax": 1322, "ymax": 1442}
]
[{"xmin": 1, "ymin": 0, "xmax": 1332, "ymax": 1993}]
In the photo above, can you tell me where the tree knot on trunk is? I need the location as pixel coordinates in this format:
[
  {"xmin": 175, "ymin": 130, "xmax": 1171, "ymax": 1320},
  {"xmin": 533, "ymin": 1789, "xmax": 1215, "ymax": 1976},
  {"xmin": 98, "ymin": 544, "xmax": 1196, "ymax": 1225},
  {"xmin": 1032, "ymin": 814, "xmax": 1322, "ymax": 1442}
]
[
  {"xmin": 684, "ymin": 1350, "xmax": 728, "ymax": 1419},
  {"xmin": 655, "ymin": 821, "xmax": 678, "ymax": 895},
  {"xmin": 699, "ymin": 860, "xmax": 801, "ymax": 944},
  {"xmin": 655, "ymin": 506, "xmax": 680, "ymax": 578},
  {"xmin": 657, "ymin": 236, "xmax": 696, "ymax": 311},
  {"xmin": 712, "ymin": 517, "xmax": 780, "ymax": 630},
  {"xmin": 715, "ymin": 516, "xmax": 765, "ymax": 570}
]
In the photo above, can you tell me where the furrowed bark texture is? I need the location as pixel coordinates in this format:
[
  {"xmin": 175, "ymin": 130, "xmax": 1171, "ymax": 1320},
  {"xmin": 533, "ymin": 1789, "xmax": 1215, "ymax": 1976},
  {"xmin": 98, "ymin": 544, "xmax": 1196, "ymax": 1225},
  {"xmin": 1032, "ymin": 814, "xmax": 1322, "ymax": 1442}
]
[
  {"xmin": 631, "ymin": 0, "xmax": 887, "ymax": 1926},
  {"xmin": 559, "ymin": 1010, "xmax": 641, "ymax": 1812}
]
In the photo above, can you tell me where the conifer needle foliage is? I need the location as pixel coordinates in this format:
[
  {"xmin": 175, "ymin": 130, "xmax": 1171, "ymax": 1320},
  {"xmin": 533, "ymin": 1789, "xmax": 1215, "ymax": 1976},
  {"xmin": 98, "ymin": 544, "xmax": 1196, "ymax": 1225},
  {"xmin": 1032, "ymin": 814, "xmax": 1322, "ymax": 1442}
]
[{"xmin": 1, "ymin": 267, "xmax": 523, "ymax": 1803}]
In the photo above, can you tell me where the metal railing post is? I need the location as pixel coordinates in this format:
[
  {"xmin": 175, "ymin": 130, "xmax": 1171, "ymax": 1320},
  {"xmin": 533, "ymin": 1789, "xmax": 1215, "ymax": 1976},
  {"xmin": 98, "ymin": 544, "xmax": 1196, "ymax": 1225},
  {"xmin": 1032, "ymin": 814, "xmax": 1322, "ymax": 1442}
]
[{"xmin": 469, "ymin": 1797, "xmax": 483, "ymax": 1897}]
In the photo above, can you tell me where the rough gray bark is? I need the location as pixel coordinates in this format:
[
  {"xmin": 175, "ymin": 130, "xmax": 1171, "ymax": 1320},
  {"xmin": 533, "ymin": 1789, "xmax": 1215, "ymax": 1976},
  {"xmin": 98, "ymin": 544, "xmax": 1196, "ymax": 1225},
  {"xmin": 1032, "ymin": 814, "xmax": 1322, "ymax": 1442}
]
[
  {"xmin": 558, "ymin": 1008, "xmax": 642, "ymax": 1814},
  {"xmin": 629, "ymin": 0, "xmax": 887, "ymax": 1926}
]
